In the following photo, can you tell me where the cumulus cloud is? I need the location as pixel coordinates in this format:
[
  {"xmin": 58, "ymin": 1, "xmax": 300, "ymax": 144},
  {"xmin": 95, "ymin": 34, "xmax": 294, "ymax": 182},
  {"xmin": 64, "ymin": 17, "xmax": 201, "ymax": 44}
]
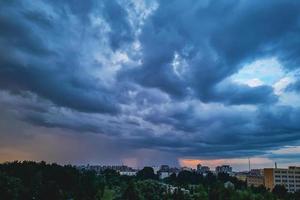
[{"xmin": 1, "ymin": 0, "xmax": 300, "ymax": 166}]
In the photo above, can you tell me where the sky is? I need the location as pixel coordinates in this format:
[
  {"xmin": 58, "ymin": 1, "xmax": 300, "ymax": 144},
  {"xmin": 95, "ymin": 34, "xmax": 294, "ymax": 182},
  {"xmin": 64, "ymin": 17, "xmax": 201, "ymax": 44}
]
[{"xmin": 1, "ymin": 0, "xmax": 300, "ymax": 171}]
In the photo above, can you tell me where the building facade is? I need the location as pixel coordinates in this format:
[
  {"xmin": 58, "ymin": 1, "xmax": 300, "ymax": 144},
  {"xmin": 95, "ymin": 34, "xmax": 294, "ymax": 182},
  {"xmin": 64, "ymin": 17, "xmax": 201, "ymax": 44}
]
[
  {"xmin": 157, "ymin": 165, "xmax": 180, "ymax": 179},
  {"xmin": 247, "ymin": 175, "xmax": 264, "ymax": 187},
  {"xmin": 197, "ymin": 164, "xmax": 210, "ymax": 174},
  {"xmin": 119, "ymin": 171, "xmax": 137, "ymax": 176},
  {"xmin": 216, "ymin": 165, "xmax": 232, "ymax": 174},
  {"xmin": 264, "ymin": 166, "xmax": 300, "ymax": 193}
]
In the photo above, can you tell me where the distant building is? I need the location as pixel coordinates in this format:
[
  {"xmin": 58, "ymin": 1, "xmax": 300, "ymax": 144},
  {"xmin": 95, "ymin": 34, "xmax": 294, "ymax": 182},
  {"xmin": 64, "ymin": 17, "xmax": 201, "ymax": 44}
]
[
  {"xmin": 159, "ymin": 171, "xmax": 170, "ymax": 179},
  {"xmin": 196, "ymin": 164, "xmax": 210, "ymax": 174},
  {"xmin": 157, "ymin": 165, "xmax": 180, "ymax": 179},
  {"xmin": 247, "ymin": 175, "xmax": 264, "ymax": 187},
  {"xmin": 216, "ymin": 165, "xmax": 232, "ymax": 174},
  {"xmin": 249, "ymin": 169, "xmax": 263, "ymax": 176},
  {"xmin": 77, "ymin": 165, "xmax": 137, "ymax": 175},
  {"xmin": 160, "ymin": 165, "xmax": 170, "ymax": 171},
  {"xmin": 152, "ymin": 166, "xmax": 160, "ymax": 174},
  {"xmin": 119, "ymin": 171, "xmax": 137, "ymax": 176},
  {"xmin": 169, "ymin": 167, "xmax": 180, "ymax": 175},
  {"xmin": 264, "ymin": 166, "xmax": 300, "ymax": 193},
  {"xmin": 158, "ymin": 165, "xmax": 171, "ymax": 179},
  {"xmin": 181, "ymin": 166, "xmax": 193, "ymax": 172},
  {"xmin": 235, "ymin": 172, "xmax": 248, "ymax": 182}
]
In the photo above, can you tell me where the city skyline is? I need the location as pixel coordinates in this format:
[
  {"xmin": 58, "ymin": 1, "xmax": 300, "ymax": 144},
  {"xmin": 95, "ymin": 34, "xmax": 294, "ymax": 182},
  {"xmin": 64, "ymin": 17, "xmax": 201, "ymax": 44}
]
[{"xmin": 1, "ymin": 0, "xmax": 300, "ymax": 171}]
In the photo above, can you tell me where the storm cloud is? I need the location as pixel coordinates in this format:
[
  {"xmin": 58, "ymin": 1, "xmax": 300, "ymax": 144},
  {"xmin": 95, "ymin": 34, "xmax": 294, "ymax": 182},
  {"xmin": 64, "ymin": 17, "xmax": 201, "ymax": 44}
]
[{"xmin": 1, "ymin": 0, "xmax": 300, "ymax": 167}]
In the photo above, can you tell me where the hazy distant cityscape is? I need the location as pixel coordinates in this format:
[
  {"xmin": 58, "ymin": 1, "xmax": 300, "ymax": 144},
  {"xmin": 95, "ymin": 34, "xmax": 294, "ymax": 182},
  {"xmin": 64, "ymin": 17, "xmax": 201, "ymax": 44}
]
[{"xmin": 78, "ymin": 163, "xmax": 300, "ymax": 193}]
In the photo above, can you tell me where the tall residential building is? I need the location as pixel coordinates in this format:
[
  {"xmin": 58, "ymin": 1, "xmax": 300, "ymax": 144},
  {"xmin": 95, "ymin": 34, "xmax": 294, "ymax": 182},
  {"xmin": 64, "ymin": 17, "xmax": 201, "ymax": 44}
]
[
  {"xmin": 216, "ymin": 165, "xmax": 233, "ymax": 174},
  {"xmin": 197, "ymin": 164, "xmax": 210, "ymax": 174},
  {"xmin": 157, "ymin": 165, "xmax": 180, "ymax": 179},
  {"xmin": 264, "ymin": 166, "xmax": 300, "ymax": 193},
  {"xmin": 160, "ymin": 165, "xmax": 170, "ymax": 171}
]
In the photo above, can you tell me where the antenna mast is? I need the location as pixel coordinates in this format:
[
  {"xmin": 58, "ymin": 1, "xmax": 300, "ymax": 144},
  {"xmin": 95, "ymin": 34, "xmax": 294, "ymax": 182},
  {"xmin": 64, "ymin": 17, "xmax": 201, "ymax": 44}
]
[{"xmin": 248, "ymin": 157, "xmax": 251, "ymax": 172}]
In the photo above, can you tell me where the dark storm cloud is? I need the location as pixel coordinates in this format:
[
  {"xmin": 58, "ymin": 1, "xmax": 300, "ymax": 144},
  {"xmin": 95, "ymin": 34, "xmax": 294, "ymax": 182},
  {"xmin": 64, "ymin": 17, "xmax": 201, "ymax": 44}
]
[
  {"xmin": 136, "ymin": 104, "xmax": 300, "ymax": 157},
  {"xmin": 286, "ymin": 79, "xmax": 300, "ymax": 92},
  {"xmin": 0, "ymin": 56, "xmax": 119, "ymax": 113},
  {"xmin": 210, "ymin": 0, "xmax": 300, "ymax": 67},
  {"xmin": 120, "ymin": 0, "xmax": 300, "ymax": 104},
  {"xmin": 0, "ymin": 0, "xmax": 122, "ymax": 113},
  {"xmin": 102, "ymin": 0, "xmax": 134, "ymax": 49},
  {"xmin": 1, "ymin": 0, "xmax": 300, "ymax": 163}
]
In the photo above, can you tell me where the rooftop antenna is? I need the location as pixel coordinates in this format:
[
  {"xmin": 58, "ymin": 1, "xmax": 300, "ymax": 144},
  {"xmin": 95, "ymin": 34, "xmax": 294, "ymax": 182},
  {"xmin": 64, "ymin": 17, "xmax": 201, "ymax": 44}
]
[
  {"xmin": 275, "ymin": 162, "xmax": 277, "ymax": 169},
  {"xmin": 248, "ymin": 157, "xmax": 251, "ymax": 172}
]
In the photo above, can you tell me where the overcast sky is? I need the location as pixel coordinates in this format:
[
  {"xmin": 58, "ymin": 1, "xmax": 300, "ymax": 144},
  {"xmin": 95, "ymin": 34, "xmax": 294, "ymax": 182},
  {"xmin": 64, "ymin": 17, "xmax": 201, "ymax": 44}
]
[{"xmin": 1, "ymin": 0, "xmax": 300, "ymax": 171}]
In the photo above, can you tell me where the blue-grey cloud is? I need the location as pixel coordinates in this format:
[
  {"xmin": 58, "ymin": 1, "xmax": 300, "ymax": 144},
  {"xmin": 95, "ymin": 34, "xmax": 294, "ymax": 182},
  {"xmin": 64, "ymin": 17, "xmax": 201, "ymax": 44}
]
[
  {"xmin": 1, "ymin": 0, "xmax": 300, "ymax": 165},
  {"xmin": 0, "ymin": 0, "xmax": 122, "ymax": 113},
  {"xmin": 120, "ymin": 0, "xmax": 300, "ymax": 104},
  {"xmin": 286, "ymin": 79, "xmax": 300, "ymax": 92}
]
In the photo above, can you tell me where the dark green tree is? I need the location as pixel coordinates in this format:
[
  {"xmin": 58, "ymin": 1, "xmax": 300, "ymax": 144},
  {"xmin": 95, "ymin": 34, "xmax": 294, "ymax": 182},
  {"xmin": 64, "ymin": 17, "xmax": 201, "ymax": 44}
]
[
  {"xmin": 0, "ymin": 161, "xmax": 100, "ymax": 200},
  {"xmin": 121, "ymin": 181, "xmax": 142, "ymax": 200},
  {"xmin": 293, "ymin": 190, "xmax": 300, "ymax": 200},
  {"xmin": 191, "ymin": 184, "xmax": 208, "ymax": 200},
  {"xmin": 136, "ymin": 180, "xmax": 167, "ymax": 200},
  {"xmin": 272, "ymin": 185, "xmax": 287, "ymax": 199},
  {"xmin": 173, "ymin": 188, "xmax": 188, "ymax": 200},
  {"xmin": 137, "ymin": 167, "xmax": 157, "ymax": 180},
  {"xmin": 177, "ymin": 171, "xmax": 202, "ymax": 186},
  {"xmin": 165, "ymin": 172, "xmax": 177, "ymax": 185},
  {"xmin": 0, "ymin": 172, "xmax": 24, "ymax": 200}
]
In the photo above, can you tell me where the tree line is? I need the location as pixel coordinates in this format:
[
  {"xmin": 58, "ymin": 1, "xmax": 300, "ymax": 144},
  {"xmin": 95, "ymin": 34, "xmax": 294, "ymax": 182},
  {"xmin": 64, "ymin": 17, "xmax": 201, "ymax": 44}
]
[{"xmin": 1, "ymin": 161, "xmax": 300, "ymax": 200}]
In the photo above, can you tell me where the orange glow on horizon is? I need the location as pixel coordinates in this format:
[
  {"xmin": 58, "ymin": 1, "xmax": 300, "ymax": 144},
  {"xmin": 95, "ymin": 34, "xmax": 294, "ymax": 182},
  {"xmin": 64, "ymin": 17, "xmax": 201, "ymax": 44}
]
[{"xmin": 179, "ymin": 157, "xmax": 273, "ymax": 170}]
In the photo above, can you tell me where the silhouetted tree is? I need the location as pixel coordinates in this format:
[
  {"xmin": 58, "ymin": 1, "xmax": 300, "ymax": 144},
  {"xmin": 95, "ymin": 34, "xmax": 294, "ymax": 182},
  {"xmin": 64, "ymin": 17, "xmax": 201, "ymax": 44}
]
[
  {"xmin": 165, "ymin": 172, "xmax": 177, "ymax": 185},
  {"xmin": 136, "ymin": 180, "xmax": 167, "ymax": 200},
  {"xmin": 0, "ymin": 172, "xmax": 24, "ymax": 200},
  {"xmin": 0, "ymin": 161, "xmax": 100, "ymax": 200},
  {"xmin": 173, "ymin": 188, "xmax": 188, "ymax": 200},
  {"xmin": 177, "ymin": 171, "xmax": 203, "ymax": 186},
  {"xmin": 121, "ymin": 181, "xmax": 142, "ymax": 200},
  {"xmin": 137, "ymin": 167, "xmax": 157, "ymax": 180},
  {"xmin": 272, "ymin": 185, "xmax": 287, "ymax": 199}
]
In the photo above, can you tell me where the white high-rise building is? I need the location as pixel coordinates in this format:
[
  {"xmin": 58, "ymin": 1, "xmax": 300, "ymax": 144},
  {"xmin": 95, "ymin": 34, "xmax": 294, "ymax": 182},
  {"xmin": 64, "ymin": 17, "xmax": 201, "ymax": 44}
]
[{"xmin": 264, "ymin": 166, "xmax": 300, "ymax": 193}]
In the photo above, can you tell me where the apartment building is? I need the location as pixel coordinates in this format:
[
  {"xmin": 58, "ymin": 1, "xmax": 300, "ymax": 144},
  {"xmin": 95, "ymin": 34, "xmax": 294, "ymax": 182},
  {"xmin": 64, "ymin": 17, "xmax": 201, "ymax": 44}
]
[
  {"xmin": 197, "ymin": 164, "xmax": 210, "ymax": 174},
  {"xmin": 247, "ymin": 175, "xmax": 264, "ymax": 187},
  {"xmin": 264, "ymin": 166, "xmax": 300, "ymax": 193},
  {"xmin": 216, "ymin": 165, "xmax": 233, "ymax": 174}
]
